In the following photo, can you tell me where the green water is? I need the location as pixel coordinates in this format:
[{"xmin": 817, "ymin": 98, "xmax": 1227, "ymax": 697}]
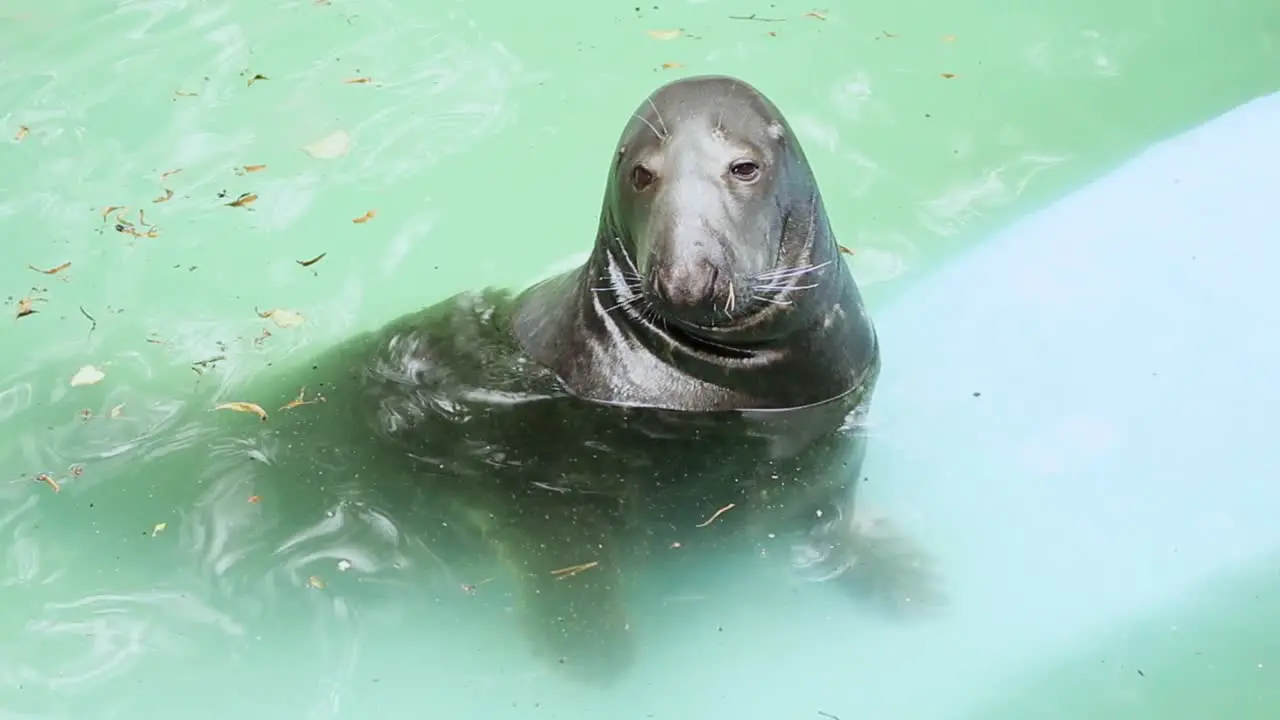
[{"xmin": 2, "ymin": 0, "xmax": 1278, "ymax": 717}]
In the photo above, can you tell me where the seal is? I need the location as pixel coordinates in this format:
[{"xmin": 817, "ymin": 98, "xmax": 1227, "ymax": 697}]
[{"xmin": 213, "ymin": 75, "xmax": 938, "ymax": 685}]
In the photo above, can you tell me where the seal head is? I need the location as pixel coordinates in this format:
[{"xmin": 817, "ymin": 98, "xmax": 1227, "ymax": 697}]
[{"xmin": 515, "ymin": 75, "xmax": 877, "ymax": 412}]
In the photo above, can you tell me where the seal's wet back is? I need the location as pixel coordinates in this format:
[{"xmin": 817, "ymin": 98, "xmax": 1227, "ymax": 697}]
[{"xmin": 216, "ymin": 75, "xmax": 939, "ymax": 685}]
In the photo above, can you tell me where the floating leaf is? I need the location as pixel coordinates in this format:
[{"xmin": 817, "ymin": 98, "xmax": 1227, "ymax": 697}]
[
  {"xmin": 838, "ymin": 244, "xmax": 855, "ymax": 256},
  {"xmin": 36, "ymin": 473, "xmax": 59, "ymax": 493},
  {"xmin": 174, "ymin": 90, "xmax": 197, "ymax": 97},
  {"xmin": 308, "ymin": 575, "xmax": 326, "ymax": 589},
  {"xmin": 661, "ymin": 62, "xmax": 683, "ymax": 70},
  {"xmin": 70, "ymin": 365, "xmax": 106, "ymax": 387},
  {"xmin": 28, "ymin": 262, "xmax": 70, "ymax": 275},
  {"xmin": 804, "ymin": 11, "xmax": 827, "ymax": 20},
  {"xmin": 940, "ymin": 72, "xmax": 957, "ymax": 79},
  {"xmin": 152, "ymin": 522, "xmax": 167, "ymax": 536},
  {"xmin": 247, "ymin": 73, "xmax": 269, "ymax": 87},
  {"xmin": 248, "ymin": 495, "xmax": 262, "ymax": 503},
  {"xmin": 297, "ymin": 253, "xmax": 327, "ymax": 267},
  {"xmin": 351, "ymin": 210, "xmax": 376, "ymax": 224},
  {"xmin": 302, "ymin": 130, "xmax": 351, "ymax": 160},
  {"xmin": 160, "ymin": 169, "xmax": 183, "ymax": 182},
  {"xmin": 280, "ymin": 387, "xmax": 325, "ymax": 411},
  {"xmin": 153, "ymin": 188, "xmax": 174, "ymax": 203},
  {"xmin": 15, "ymin": 125, "xmax": 29, "ymax": 141},
  {"xmin": 226, "ymin": 192, "xmax": 257, "ymax": 208},
  {"xmin": 256, "ymin": 307, "xmax": 305, "ymax": 328},
  {"xmin": 343, "ymin": 77, "xmax": 373, "ymax": 84},
  {"xmin": 646, "ymin": 29, "xmax": 682, "ymax": 40},
  {"xmin": 15, "ymin": 296, "xmax": 42, "ymax": 318},
  {"xmin": 235, "ymin": 164, "xmax": 267, "ymax": 175},
  {"xmin": 215, "ymin": 401, "xmax": 268, "ymax": 422}
]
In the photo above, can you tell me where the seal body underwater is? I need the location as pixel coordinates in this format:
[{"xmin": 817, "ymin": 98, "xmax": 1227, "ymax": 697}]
[{"xmin": 230, "ymin": 74, "xmax": 939, "ymax": 684}]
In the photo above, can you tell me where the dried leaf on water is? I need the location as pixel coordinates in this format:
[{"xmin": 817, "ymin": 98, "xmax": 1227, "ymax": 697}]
[
  {"xmin": 215, "ymin": 401, "xmax": 269, "ymax": 422},
  {"xmin": 70, "ymin": 365, "xmax": 106, "ymax": 387},
  {"xmin": 302, "ymin": 130, "xmax": 351, "ymax": 160},
  {"xmin": 15, "ymin": 125, "xmax": 29, "ymax": 141},
  {"xmin": 101, "ymin": 205, "xmax": 127, "ymax": 221},
  {"xmin": 235, "ymin": 164, "xmax": 267, "ymax": 175},
  {"xmin": 256, "ymin": 307, "xmax": 305, "ymax": 328},
  {"xmin": 280, "ymin": 387, "xmax": 325, "ymax": 411},
  {"xmin": 803, "ymin": 11, "xmax": 827, "ymax": 20},
  {"xmin": 297, "ymin": 253, "xmax": 327, "ymax": 268},
  {"xmin": 351, "ymin": 210, "xmax": 376, "ymax": 224},
  {"xmin": 28, "ymin": 262, "xmax": 70, "ymax": 275},
  {"xmin": 646, "ymin": 29, "xmax": 683, "ymax": 40},
  {"xmin": 247, "ymin": 73, "xmax": 269, "ymax": 87},
  {"xmin": 151, "ymin": 522, "xmax": 167, "ymax": 537},
  {"xmin": 695, "ymin": 502, "xmax": 736, "ymax": 528},
  {"xmin": 226, "ymin": 192, "xmax": 257, "ymax": 208},
  {"xmin": 248, "ymin": 495, "xmax": 262, "ymax": 503},
  {"xmin": 661, "ymin": 62, "xmax": 683, "ymax": 70},
  {"xmin": 35, "ymin": 473, "xmax": 60, "ymax": 493},
  {"xmin": 308, "ymin": 575, "xmax": 326, "ymax": 589},
  {"xmin": 153, "ymin": 188, "xmax": 174, "ymax": 203},
  {"xmin": 550, "ymin": 561, "xmax": 599, "ymax": 580},
  {"xmin": 940, "ymin": 72, "xmax": 957, "ymax": 79},
  {"xmin": 343, "ymin": 77, "xmax": 373, "ymax": 84},
  {"xmin": 174, "ymin": 90, "xmax": 197, "ymax": 98},
  {"xmin": 15, "ymin": 296, "xmax": 43, "ymax": 319},
  {"xmin": 838, "ymin": 245, "xmax": 855, "ymax": 256},
  {"xmin": 160, "ymin": 169, "xmax": 183, "ymax": 182}
]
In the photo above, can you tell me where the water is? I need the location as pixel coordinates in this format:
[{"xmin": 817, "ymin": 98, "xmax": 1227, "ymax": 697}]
[{"xmin": 2, "ymin": 0, "xmax": 1279, "ymax": 718}]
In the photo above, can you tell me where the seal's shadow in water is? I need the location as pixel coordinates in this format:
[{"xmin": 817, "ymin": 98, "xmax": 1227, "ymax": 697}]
[{"xmin": 186, "ymin": 75, "xmax": 941, "ymax": 684}]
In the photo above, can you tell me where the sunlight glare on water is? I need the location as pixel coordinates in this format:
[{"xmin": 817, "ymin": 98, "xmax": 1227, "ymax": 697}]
[{"xmin": 1, "ymin": 0, "xmax": 1279, "ymax": 718}]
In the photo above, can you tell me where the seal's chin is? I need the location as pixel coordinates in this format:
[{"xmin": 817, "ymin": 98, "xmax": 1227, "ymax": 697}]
[{"xmin": 642, "ymin": 283, "xmax": 768, "ymax": 337}]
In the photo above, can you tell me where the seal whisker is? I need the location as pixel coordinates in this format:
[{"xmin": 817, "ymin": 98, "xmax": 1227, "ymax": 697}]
[
  {"xmin": 601, "ymin": 294, "xmax": 643, "ymax": 314},
  {"xmin": 633, "ymin": 112, "xmax": 665, "ymax": 143},
  {"xmin": 753, "ymin": 260, "xmax": 833, "ymax": 282},
  {"xmin": 751, "ymin": 295, "xmax": 793, "ymax": 306},
  {"xmin": 613, "ymin": 237, "xmax": 644, "ymax": 279},
  {"xmin": 646, "ymin": 96, "xmax": 670, "ymax": 141},
  {"xmin": 753, "ymin": 282, "xmax": 819, "ymax": 293}
]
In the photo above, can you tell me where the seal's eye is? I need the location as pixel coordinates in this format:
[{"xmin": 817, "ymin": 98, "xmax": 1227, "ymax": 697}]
[
  {"xmin": 631, "ymin": 164, "xmax": 655, "ymax": 191},
  {"xmin": 730, "ymin": 161, "xmax": 761, "ymax": 182}
]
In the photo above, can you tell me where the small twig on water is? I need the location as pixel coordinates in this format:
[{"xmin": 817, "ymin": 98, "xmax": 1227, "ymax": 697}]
[
  {"xmin": 79, "ymin": 306, "xmax": 96, "ymax": 339},
  {"xmin": 550, "ymin": 561, "xmax": 599, "ymax": 580},
  {"xmin": 696, "ymin": 502, "xmax": 736, "ymax": 528},
  {"xmin": 728, "ymin": 14, "xmax": 787, "ymax": 21}
]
